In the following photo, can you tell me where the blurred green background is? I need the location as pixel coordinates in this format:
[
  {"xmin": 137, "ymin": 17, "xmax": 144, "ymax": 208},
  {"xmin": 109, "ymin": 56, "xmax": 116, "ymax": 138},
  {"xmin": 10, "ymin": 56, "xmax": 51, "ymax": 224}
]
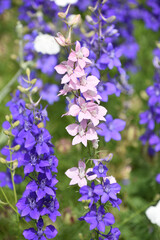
[{"xmin": 0, "ymin": 2, "xmax": 160, "ymax": 240}]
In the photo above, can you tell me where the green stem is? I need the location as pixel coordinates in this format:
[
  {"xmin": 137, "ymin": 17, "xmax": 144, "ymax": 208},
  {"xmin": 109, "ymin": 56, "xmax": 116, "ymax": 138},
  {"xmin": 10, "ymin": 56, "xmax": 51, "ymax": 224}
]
[
  {"xmin": 0, "ymin": 187, "xmax": 17, "ymax": 213},
  {"xmin": 0, "ymin": 187, "xmax": 31, "ymax": 227},
  {"xmin": 8, "ymin": 136, "xmax": 19, "ymax": 222},
  {"xmin": 117, "ymin": 200, "xmax": 157, "ymax": 228}
]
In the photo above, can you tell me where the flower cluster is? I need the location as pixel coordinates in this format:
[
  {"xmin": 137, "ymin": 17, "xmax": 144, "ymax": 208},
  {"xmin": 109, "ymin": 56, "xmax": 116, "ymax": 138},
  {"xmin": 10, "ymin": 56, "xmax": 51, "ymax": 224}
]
[
  {"xmin": 81, "ymin": 0, "xmax": 139, "ymax": 98},
  {"xmin": 55, "ymin": 41, "xmax": 107, "ymax": 147},
  {"xmin": 138, "ymin": 0, "xmax": 160, "ymax": 32},
  {"xmin": 0, "ymin": 72, "xmax": 60, "ymax": 239},
  {"xmin": 66, "ymin": 157, "xmax": 121, "ymax": 239},
  {"xmin": 139, "ymin": 47, "xmax": 160, "ymax": 155}
]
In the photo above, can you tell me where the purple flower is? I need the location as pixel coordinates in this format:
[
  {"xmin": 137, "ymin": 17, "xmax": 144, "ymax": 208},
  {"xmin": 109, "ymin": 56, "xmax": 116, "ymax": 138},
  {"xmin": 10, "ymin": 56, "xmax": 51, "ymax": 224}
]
[
  {"xmin": 99, "ymin": 227, "xmax": 121, "ymax": 240},
  {"xmin": 94, "ymin": 179, "xmax": 121, "ymax": 204},
  {"xmin": 37, "ymin": 55, "xmax": 57, "ymax": 76},
  {"xmin": 97, "ymin": 43, "xmax": 121, "ymax": 70},
  {"xmin": 146, "ymin": 83, "xmax": 160, "ymax": 106},
  {"xmin": 79, "ymin": 182, "xmax": 99, "ymax": 207},
  {"xmin": 16, "ymin": 191, "xmax": 42, "ymax": 220},
  {"xmin": 93, "ymin": 163, "xmax": 108, "ymax": 178},
  {"xmin": 0, "ymin": 0, "xmax": 11, "ymax": 14},
  {"xmin": 139, "ymin": 109, "xmax": 155, "ymax": 130},
  {"xmin": 82, "ymin": 205, "xmax": 115, "ymax": 232},
  {"xmin": 149, "ymin": 134, "xmax": 160, "ymax": 152},
  {"xmin": 156, "ymin": 173, "xmax": 160, "ymax": 184},
  {"xmin": 23, "ymin": 218, "xmax": 58, "ymax": 240},
  {"xmin": 97, "ymin": 115, "xmax": 126, "ymax": 142},
  {"xmin": 0, "ymin": 168, "xmax": 22, "ymax": 189},
  {"xmin": 41, "ymin": 196, "xmax": 61, "ymax": 222},
  {"xmin": 97, "ymin": 82, "xmax": 117, "ymax": 102},
  {"xmin": 40, "ymin": 84, "xmax": 59, "ymax": 105}
]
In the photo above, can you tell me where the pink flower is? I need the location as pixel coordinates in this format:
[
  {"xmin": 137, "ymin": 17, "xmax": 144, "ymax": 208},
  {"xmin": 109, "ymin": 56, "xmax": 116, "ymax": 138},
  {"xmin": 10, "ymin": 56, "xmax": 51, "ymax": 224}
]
[
  {"xmin": 55, "ymin": 32, "xmax": 71, "ymax": 47},
  {"xmin": 79, "ymin": 75, "xmax": 100, "ymax": 93},
  {"xmin": 65, "ymin": 160, "xmax": 96, "ymax": 187},
  {"xmin": 68, "ymin": 41, "xmax": 92, "ymax": 69},
  {"xmin": 55, "ymin": 60, "xmax": 84, "ymax": 84},
  {"xmin": 58, "ymin": 84, "xmax": 72, "ymax": 96},
  {"xmin": 83, "ymin": 90, "xmax": 102, "ymax": 103},
  {"xmin": 66, "ymin": 120, "xmax": 98, "ymax": 147},
  {"xmin": 67, "ymin": 97, "xmax": 107, "ymax": 126},
  {"xmin": 55, "ymin": 60, "xmax": 85, "ymax": 84}
]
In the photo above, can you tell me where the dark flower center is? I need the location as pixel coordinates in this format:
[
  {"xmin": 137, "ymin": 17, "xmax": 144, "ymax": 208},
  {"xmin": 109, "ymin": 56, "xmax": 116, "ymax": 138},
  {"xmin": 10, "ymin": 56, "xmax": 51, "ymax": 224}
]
[
  {"xmin": 28, "ymin": 198, "xmax": 36, "ymax": 209},
  {"xmin": 31, "ymin": 154, "xmax": 37, "ymax": 165},
  {"xmin": 88, "ymin": 188, "xmax": 93, "ymax": 198},
  {"xmin": 49, "ymin": 201, "xmax": 55, "ymax": 212},
  {"xmin": 97, "ymin": 212, "xmax": 103, "ymax": 222},
  {"xmin": 40, "ymin": 179, "xmax": 46, "ymax": 189},
  {"xmin": 98, "ymin": 165, "xmax": 104, "ymax": 174},
  {"xmin": 105, "ymin": 184, "xmax": 110, "ymax": 193},
  {"xmin": 37, "ymin": 228, "xmax": 43, "ymax": 238}
]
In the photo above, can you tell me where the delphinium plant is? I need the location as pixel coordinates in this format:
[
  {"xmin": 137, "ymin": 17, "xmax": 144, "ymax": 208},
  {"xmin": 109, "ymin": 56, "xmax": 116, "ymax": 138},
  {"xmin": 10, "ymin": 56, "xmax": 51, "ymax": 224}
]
[
  {"xmin": 54, "ymin": 8, "xmax": 124, "ymax": 238},
  {"xmin": 0, "ymin": 69, "xmax": 60, "ymax": 239}
]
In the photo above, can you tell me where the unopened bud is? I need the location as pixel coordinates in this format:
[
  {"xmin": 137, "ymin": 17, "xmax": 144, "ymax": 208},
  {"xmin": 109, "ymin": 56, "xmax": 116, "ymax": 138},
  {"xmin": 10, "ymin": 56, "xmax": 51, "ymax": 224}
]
[
  {"xmin": 5, "ymin": 115, "xmax": 10, "ymax": 122},
  {"xmin": 13, "ymin": 145, "xmax": 21, "ymax": 151},
  {"xmin": 17, "ymin": 85, "xmax": 32, "ymax": 93},
  {"xmin": 88, "ymin": 1, "xmax": 98, "ymax": 12},
  {"xmin": 156, "ymin": 41, "xmax": 160, "ymax": 49},
  {"xmin": 58, "ymin": 4, "xmax": 70, "ymax": 19},
  {"xmin": 31, "ymin": 86, "xmax": 38, "ymax": 94},
  {"xmin": 68, "ymin": 14, "xmax": 81, "ymax": 27},
  {"xmin": 12, "ymin": 120, "xmax": 20, "ymax": 128},
  {"xmin": 3, "ymin": 130, "xmax": 14, "ymax": 137},
  {"xmin": 86, "ymin": 15, "xmax": 97, "ymax": 25},
  {"xmin": 0, "ymin": 157, "xmax": 7, "ymax": 164},
  {"xmin": 13, "ymin": 160, "xmax": 18, "ymax": 170},
  {"xmin": 26, "ymin": 68, "xmax": 30, "ymax": 80},
  {"xmin": 92, "ymin": 139, "xmax": 99, "ymax": 149},
  {"xmin": 101, "ymin": 14, "xmax": 116, "ymax": 23},
  {"xmin": 102, "ymin": 0, "xmax": 108, "ymax": 4},
  {"xmin": 37, "ymin": 122, "xmax": 44, "ymax": 128}
]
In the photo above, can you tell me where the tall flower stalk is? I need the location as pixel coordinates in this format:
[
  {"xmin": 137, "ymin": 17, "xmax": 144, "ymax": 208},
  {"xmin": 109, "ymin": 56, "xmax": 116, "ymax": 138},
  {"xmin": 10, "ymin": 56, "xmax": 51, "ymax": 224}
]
[
  {"xmin": 0, "ymin": 69, "xmax": 60, "ymax": 239},
  {"xmin": 55, "ymin": 28, "xmax": 122, "ymax": 239}
]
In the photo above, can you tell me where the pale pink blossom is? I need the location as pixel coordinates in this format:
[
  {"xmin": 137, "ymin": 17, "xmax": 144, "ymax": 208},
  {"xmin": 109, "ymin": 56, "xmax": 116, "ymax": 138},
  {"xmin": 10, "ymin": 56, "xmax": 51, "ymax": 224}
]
[
  {"xmin": 55, "ymin": 32, "xmax": 70, "ymax": 47},
  {"xmin": 66, "ymin": 120, "xmax": 98, "ymax": 147},
  {"xmin": 83, "ymin": 90, "xmax": 102, "ymax": 103},
  {"xmin": 79, "ymin": 75, "xmax": 100, "ymax": 93},
  {"xmin": 58, "ymin": 84, "xmax": 72, "ymax": 96},
  {"xmin": 65, "ymin": 160, "xmax": 96, "ymax": 187},
  {"xmin": 68, "ymin": 41, "xmax": 92, "ymax": 69},
  {"xmin": 55, "ymin": 60, "xmax": 85, "ymax": 84},
  {"xmin": 67, "ymin": 97, "xmax": 107, "ymax": 126}
]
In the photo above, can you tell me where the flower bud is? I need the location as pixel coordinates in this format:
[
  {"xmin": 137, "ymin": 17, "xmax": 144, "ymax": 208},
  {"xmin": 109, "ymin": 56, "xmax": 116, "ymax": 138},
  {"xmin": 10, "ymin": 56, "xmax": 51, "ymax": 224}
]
[
  {"xmin": 13, "ymin": 160, "xmax": 18, "ymax": 170},
  {"xmin": 102, "ymin": 0, "xmax": 108, "ymax": 4},
  {"xmin": 3, "ymin": 130, "xmax": 14, "ymax": 137},
  {"xmin": 31, "ymin": 86, "xmax": 38, "ymax": 94},
  {"xmin": 0, "ymin": 157, "xmax": 7, "ymax": 164},
  {"xmin": 37, "ymin": 122, "xmax": 44, "ymax": 128},
  {"xmin": 17, "ymin": 85, "xmax": 32, "ymax": 93},
  {"xmin": 101, "ymin": 14, "xmax": 116, "ymax": 23},
  {"xmin": 26, "ymin": 68, "xmax": 30, "ymax": 80},
  {"xmin": 68, "ymin": 14, "xmax": 81, "ymax": 27},
  {"xmin": 5, "ymin": 115, "xmax": 10, "ymax": 122},
  {"xmin": 58, "ymin": 4, "xmax": 70, "ymax": 19},
  {"xmin": 12, "ymin": 120, "xmax": 20, "ymax": 128},
  {"xmin": 13, "ymin": 145, "xmax": 21, "ymax": 151}
]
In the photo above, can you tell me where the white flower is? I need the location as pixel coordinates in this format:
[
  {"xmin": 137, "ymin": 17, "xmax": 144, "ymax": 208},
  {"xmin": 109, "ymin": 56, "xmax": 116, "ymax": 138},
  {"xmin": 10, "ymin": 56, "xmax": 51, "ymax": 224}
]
[
  {"xmin": 34, "ymin": 34, "xmax": 60, "ymax": 55},
  {"xmin": 51, "ymin": 0, "xmax": 78, "ymax": 7},
  {"xmin": 145, "ymin": 200, "xmax": 160, "ymax": 226}
]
